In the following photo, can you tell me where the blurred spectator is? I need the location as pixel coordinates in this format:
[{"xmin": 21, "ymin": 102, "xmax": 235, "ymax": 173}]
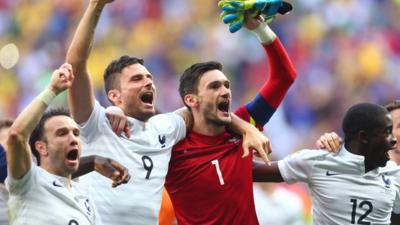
[
  {"xmin": 253, "ymin": 183, "xmax": 307, "ymax": 225},
  {"xmin": 0, "ymin": 118, "xmax": 12, "ymax": 225}
]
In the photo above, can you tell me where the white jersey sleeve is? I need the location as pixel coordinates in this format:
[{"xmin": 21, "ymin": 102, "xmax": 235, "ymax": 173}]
[
  {"xmin": 150, "ymin": 112, "xmax": 186, "ymax": 143},
  {"xmin": 79, "ymin": 101, "xmax": 108, "ymax": 143},
  {"xmin": 393, "ymin": 193, "xmax": 400, "ymax": 214},
  {"xmin": 6, "ymin": 164, "xmax": 36, "ymax": 196},
  {"xmin": 390, "ymin": 166, "xmax": 400, "ymax": 215},
  {"xmin": 278, "ymin": 149, "xmax": 327, "ymax": 184}
]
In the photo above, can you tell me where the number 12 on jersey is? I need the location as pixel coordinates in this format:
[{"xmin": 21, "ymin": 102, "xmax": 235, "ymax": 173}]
[
  {"xmin": 350, "ymin": 198, "xmax": 373, "ymax": 225},
  {"xmin": 211, "ymin": 159, "xmax": 225, "ymax": 185}
]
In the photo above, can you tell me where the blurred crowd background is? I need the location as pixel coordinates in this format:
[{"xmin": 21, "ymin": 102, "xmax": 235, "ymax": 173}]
[{"xmin": 1, "ymin": 0, "xmax": 400, "ymax": 224}]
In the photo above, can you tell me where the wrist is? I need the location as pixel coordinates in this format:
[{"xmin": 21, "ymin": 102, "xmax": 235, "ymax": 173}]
[
  {"xmin": 252, "ymin": 22, "xmax": 276, "ymax": 44},
  {"xmin": 90, "ymin": 0, "xmax": 107, "ymax": 8},
  {"xmin": 38, "ymin": 88, "xmax": 56, "ymax": 106}
]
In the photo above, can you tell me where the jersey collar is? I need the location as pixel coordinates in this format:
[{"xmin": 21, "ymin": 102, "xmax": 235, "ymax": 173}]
[{"xmin": 339, "ymin": 147, "xmax": 366, "ymax": 174}]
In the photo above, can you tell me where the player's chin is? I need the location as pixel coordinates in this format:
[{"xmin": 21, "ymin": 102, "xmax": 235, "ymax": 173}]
[
  {"xmin": 65, "ymin": 165, "xmax": 79, "ymax": 175},
  {"xmin": 217, "ymin": 114, "xmax": 232, "ymax": 125},
  {"xmin": 140, "ymin": 108, "xmax": 156, "ymax": 120},
  {"xmin": 64, "ymin": 159, "xmax": 79, "ymax": 172}
]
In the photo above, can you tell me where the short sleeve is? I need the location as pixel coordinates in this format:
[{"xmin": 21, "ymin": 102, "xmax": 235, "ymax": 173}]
[
  {"xmin": 278, "ymin": 149, "xmax": 318, "ymax": 184},
  {"xmin": 154, "ymin": 113, "xmax": 186, "ymax": 144},
  {"xmin": 393, "ymin": 192, "xmax": 400, "ymax": 214},
  {"xmin": 391, "ymin": 169, "xmax": 400, "ymax": 214},
  {"xmin": 79, "ymin": 101, "xmax": 106, "ymax": 142},
  {"xmin": 5, "ymin": 165, "xmax": 37, "ymax": 196}
]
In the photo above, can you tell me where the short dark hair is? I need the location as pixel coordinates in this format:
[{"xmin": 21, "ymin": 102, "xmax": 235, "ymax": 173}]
[
  {"xmin": 104, "ymin": 55, "xmax": 144, "ymax": 97},
  {"xmin": 342, "ymin": 103, "xmax": 389, "ymax": 142},
  {"xmin": 385, "ymin": 100, "xmax": 400, "ymax": 112},
  {"xmin": 29, "ymin": 108, "xmax": 71, "ymax": 165},
  {"xmin": 179, "ymin": 61, "xmax": 222, "ymax": 107},
  {"xmin": 0, "ymin": 118, "xmax": 13, "ymax": 131}
]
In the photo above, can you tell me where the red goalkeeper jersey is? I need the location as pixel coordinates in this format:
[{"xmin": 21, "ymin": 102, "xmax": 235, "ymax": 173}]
[
  {"xmin": 165, "ymin": 106, "xmax": 259, "ymax": 225},
  {"xmin": 165, "ymin": 38, "xmax": 296, "ymax": 225}
]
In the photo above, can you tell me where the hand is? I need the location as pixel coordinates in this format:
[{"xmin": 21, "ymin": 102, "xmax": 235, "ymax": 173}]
[
  {"xmin": 244, "ymin": 12, "xmax": 264, "ymax": 30},
  {"xmin": 241, "ymin": 126, "xmax": 272, "ymax": 164},
  {"xmin": 105, "ymin": 106, "xmax": 131, "ymax": 138},
  {"xmin": 220, "ymin": 10, "xmax": 245, "ymax": 33},
  {"xmin": 316, "ymin": 132, "xmax": 342, "ymax": 153},
  {"xmin": 219, "ymin": 0, "xmax": 287, "ymax": 15},
  {"xmin": 49, "ymin": 63, "xmax": 74, "ymax": 95},
  {"xmin": 218, "ymin": 0, "xmax": 292, "ymax": 33},
  {"xmin": 94, "ymin": 156, "xmax": 130, "ymax": 188}
]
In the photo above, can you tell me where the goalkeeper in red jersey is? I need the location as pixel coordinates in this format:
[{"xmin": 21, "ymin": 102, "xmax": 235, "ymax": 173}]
[{"xmin": 164, "ymin": 5, "xmax": 296, "ymax": 225}]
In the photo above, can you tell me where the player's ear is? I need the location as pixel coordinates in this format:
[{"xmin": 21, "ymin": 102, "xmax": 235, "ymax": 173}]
[
  {"xmin": 108, "ymin": 89, "xmax": 121, "ymax": 105},
  {"xmin": 35, "ymin": 140, "xmax": 48, "ymax": 157},
  {"xmin": 184, "ymin": 94, "xmax": 199, "ymax": 108}
]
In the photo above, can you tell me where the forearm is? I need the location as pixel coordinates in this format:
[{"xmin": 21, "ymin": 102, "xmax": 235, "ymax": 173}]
[
  {"xmin": 9, "ymin": 89, "xmax": 55, "ymax": 140},
  {"xmin": 252, "ymin": 161, "xmax": 284, "ymax": 182},
  {"xmin": 66, "ymin": 1, "xmax": 104, "ymax": 123},
  {"xmin": 72, "ymin": 155, "xmax": 96, "ymax": 179},
  {"xmin": 66, "ymin": 1, "xmax": 105, "ymax": 67},
  {"xmin": 262, "ymin": 37, "xmax": 297, "ymax": 95},
  {"xmin": 246, "ymin": 25, "xmax": 296, "ymax": 126},
  {"xmin": 7, "ymin": 88, "xmax": 56, "ymax": 179}
]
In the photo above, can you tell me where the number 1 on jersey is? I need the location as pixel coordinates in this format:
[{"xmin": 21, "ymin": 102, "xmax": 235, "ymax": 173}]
[{"xmin": 211, "ymin": 159, "xmax": 225, "ymax": 185}]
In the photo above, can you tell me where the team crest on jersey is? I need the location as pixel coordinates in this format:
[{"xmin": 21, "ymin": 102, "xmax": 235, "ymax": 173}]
[
  {"xmin": 84, "ymin": 198, "xmax": 93, "ymax": 216},
  {"xmin": 382, "ymin": 175, "xmax": 391, "ymax": 189},
  {"xmin": 159, "ymin": 135, "xmax": 166, "ymax": 148}
]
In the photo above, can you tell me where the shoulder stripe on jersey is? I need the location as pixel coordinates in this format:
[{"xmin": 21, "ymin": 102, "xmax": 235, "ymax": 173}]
[
  {"xmin": 249, "ymin": 116, "xmax": 256, "ymax": 127},
  {"xmin": 246, "ymin": 94, "xmax": 276, "ymax": 126}
]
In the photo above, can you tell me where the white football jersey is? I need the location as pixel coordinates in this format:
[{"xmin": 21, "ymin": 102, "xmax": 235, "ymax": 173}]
[
  {"xmin": 278, "ymin": 148, "xmax": 400, "ymax": 225},
  {"xmin": 6, "ymin": 165, "xmax": 99, "ymax": 225},
  {"xmin": 78, "ymin": 101, "xmax": 186, "ymax": 225},
  {"xmin": 0, "ymin": 183, "xmax": 8, "ymax": 225}
]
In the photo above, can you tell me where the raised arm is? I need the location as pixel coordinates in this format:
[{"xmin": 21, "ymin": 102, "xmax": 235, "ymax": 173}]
[
  {"xmin": 245, "ymin": 17, "xmax": 297, "ymax": 127},
  {"xmin": 7, "ymin": 64, "xmax": 74, "ymax": 179},
  {"xmin": 66, "ymin": 0, "xmax": 113, "ymax": 123}
]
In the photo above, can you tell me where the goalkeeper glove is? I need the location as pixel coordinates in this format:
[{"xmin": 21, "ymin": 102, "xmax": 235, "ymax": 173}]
[
  {"xmin": 218, "ymin": 0, "xmax": 292, "ymax": 33},
  {"xmin": 219, "ymin": 0, "xmax": 292, "ymax": 17}
]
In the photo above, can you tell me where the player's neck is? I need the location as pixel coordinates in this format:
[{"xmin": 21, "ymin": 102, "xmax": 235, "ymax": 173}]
[
  {"xmin": 364, "ymin": 159, "xmax": 381, "ymax": 173},
  {"xmin": 345, "ymin": 142, "xmax": 382, "ymax": 172},
  {"xmin": 192, "ymin": 119, "xmax": 226, "ymax": 136},
  {"xmin": 41, "ymin": 163, "xmax": 72, "ymax": 180},
  {"xmin": 344, "ymin": 142, "xmax": 362, "ymax": 156}
]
